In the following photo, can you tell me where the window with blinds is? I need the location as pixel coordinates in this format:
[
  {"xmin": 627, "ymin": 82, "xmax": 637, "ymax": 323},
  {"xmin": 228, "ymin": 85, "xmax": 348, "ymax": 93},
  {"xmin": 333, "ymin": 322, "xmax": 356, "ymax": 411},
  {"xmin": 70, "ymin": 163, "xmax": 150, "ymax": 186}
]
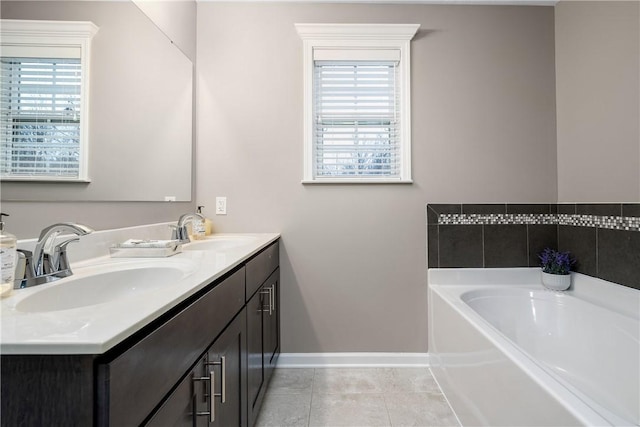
[
  {"xmin": 314, "ymin": 61, "xmax": 400, "ymax": 178},
  {"xmin": 296, "ymin": 23, "xmax": 419, "ymax": 183},
  {"xmin": 1, "ymin": 57, "xmax": 83, "ymax": 179}
]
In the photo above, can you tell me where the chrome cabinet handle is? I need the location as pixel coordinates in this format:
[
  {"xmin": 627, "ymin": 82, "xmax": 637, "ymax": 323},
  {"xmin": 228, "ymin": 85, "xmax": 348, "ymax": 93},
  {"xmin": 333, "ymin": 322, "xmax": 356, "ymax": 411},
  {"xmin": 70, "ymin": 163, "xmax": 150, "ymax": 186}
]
[
  {"xmin": 260, "ymin": 287, "xmax": 272, "ymax": 315},
  {"xmin": 220, "ymin": 356, "xmax": 226, "ymax": 403},
  {"xmin": 261, "ymin": 284, "xmax": 275, "ymax": 315},
  {"xmin": 194, "ymin": 370, "xmax": 217, "ymax": 422},
  {"xmin": 269, "ymin": 285, "xmax": 275, "ymax": 316},
  {"xmin": 210, "ymin": 370, "xmax": 216, "ymax": 423},
  {"xmin": 192, "ymin": 374, "xmax": 212, "ymax": 420},
  {"xmin": 205, "ymin": 356, "xmax": 227, "ymax": 421}
]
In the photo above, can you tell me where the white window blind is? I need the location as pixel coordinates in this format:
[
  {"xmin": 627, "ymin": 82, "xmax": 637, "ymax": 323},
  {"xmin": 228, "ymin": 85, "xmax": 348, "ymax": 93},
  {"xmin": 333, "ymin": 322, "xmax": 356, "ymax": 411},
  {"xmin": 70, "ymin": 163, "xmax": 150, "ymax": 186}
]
[
  {"xmin": 313, "ymin": 60, "xmax": 400, "ymax": 178},
  {"xmin": 1, "ymin": 56, "xmax": 82, "ymax": 179}
]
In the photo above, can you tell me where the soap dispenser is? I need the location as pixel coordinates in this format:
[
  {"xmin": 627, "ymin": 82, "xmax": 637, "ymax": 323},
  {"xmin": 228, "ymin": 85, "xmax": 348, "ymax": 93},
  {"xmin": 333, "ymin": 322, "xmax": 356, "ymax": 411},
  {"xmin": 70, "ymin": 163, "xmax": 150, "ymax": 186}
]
[
  {"xmin": 197, "ymin": 206, "xmax": 213, "ymax": 236},
  {"xmin": 0, "ymin": 213, "xmax": 17, "ymax": 297},
  {"xmin": 188, "ymin": 207, "xmax": 205, "ymax": 240}
]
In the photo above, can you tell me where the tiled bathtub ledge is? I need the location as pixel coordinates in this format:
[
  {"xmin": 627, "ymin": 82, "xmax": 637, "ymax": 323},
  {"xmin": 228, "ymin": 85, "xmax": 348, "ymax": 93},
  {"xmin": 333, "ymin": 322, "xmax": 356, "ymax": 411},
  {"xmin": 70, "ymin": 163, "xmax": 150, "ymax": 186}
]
[{"xmin": 426, "ymin": 203, "xmax": 640, "ymax": 290}]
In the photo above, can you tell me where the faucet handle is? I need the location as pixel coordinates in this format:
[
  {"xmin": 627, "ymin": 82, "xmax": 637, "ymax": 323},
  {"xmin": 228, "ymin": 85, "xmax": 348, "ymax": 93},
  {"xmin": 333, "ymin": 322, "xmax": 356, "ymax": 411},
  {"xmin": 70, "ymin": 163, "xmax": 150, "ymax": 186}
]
[
  {"xmin": 14, "ymin": 250, "xmax": 33, "ymax": 288},
  {"xmin": 53, "ymin": 238, "xmax": 80, "ymax": 271},
  {"xmin": 170, "ymin": 223, "xmax": 190, "ymax": 243},
  {"xmin": 168, "ymin": 224, "xmax": 180, "ymax": 241}
]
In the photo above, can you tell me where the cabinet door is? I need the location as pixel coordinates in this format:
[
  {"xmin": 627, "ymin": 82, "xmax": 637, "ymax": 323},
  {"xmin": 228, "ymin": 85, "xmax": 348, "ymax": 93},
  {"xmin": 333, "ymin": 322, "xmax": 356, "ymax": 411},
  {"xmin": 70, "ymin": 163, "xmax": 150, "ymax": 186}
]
[
  {"xmin": 246, "ymin": 286, "xmax": 266, "ymax": 426},
  {"xmin": 263, "ymin": 269, "xmax": 280, "ymax": 385},
  {"xmin": 204, "ymin": 309, "xmax": 247, "ymax": 427}
]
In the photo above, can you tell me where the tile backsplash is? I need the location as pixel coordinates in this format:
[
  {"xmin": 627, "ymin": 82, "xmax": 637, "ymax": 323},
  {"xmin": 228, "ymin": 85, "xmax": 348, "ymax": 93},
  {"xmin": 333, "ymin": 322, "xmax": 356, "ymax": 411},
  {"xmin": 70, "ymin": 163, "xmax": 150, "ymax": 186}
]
[{"xmin": 427, "ymin": 203, "xmax": 640, "ymax": 290}]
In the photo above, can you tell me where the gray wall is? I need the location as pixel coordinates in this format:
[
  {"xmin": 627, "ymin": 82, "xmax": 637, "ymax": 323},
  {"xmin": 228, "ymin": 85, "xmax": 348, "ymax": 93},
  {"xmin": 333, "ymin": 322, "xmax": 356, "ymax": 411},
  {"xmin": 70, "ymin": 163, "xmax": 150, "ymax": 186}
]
[
  {"xmin": 556, "ymin": 1, "xmax": 640, "ymax": 203},
  {"xmin": 196, "ymin": 3, "xmax": 557, "ymax": 352}
]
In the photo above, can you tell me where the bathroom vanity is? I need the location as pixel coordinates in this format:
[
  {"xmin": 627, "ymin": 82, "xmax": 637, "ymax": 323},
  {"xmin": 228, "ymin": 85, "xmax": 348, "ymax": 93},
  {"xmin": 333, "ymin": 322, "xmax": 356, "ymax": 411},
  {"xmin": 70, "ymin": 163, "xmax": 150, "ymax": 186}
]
[{"xmin": 0, "ymin": 229, "xmax": 280, "ymax": 427}]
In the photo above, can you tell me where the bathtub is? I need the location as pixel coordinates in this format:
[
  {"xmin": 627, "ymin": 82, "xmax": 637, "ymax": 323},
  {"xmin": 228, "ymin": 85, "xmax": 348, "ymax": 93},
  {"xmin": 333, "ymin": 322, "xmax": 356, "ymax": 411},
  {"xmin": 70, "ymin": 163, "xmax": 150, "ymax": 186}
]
[{"xmin": 428, "ymin": 268, "xmax": 639, "ymax": 427}]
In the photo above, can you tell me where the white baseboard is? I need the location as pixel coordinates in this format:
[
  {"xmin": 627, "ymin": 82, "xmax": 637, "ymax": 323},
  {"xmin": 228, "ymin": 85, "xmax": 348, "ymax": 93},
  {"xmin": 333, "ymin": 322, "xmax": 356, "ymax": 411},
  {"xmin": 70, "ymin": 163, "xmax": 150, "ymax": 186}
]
[{"xmin": 277, "ymin": 352, "xmax": 430, "ymax": 368}]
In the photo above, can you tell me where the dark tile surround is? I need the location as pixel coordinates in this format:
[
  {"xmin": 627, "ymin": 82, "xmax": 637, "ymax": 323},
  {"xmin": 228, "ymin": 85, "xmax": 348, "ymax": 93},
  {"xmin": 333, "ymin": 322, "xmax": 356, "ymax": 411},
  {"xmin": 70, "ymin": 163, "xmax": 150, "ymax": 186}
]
[{"xmin": 427, "ymin": 203, "xmax": 640, "ymax": 290}]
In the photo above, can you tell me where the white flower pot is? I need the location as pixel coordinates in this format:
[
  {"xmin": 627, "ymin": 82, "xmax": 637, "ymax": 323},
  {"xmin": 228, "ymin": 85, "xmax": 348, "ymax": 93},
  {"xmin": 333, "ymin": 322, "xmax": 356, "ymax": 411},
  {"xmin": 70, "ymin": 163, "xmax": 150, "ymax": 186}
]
[{"xmin": 541, "ymin": 271, "xmax": 571, "ymax": 291}]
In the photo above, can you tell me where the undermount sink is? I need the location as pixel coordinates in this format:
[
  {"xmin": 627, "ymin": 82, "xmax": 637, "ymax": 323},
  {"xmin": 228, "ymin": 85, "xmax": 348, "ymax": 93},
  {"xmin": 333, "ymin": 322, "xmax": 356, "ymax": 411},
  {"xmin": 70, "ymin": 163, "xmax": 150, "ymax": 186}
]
[
  {"xmin": 183, "ymin": 234, "xmax": 259, "ymax": 251},
  {"xmin": 15, "ymin": 261, "xmax": 196, "ymax": 313}
]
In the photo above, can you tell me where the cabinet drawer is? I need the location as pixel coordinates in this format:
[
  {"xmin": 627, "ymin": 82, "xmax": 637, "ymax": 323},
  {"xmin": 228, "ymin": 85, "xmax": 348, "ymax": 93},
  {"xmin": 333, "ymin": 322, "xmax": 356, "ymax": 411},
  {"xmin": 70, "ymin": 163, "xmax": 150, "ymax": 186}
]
[
  {"xmin": 246, "ymin": 241, "xmax": 279, "ymax": 300},
  {"xmin": 98, "ymin": 267, "xmax": 245, "ymax": 427}
]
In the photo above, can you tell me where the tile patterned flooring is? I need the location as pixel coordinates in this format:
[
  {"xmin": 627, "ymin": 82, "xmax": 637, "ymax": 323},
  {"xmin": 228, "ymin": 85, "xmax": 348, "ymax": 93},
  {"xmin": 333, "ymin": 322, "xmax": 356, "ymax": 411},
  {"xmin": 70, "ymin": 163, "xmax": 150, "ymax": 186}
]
[{"xmin": 255, "ymin": 368, "xmax": 460, "ymax": 427}]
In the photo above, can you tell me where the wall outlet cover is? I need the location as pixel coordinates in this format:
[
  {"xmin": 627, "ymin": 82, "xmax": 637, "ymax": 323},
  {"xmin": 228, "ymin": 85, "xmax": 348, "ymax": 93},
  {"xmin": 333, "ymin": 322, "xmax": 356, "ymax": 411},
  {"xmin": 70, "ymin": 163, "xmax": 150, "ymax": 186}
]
[{"xmin": 216, "ymin": 197, "xmax": 227, "ymax": 215}]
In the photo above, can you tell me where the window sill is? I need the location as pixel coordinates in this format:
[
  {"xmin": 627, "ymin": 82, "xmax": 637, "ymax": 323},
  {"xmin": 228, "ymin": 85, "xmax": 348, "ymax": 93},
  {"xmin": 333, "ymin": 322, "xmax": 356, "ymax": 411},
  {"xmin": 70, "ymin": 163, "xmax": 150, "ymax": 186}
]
[
  {"xmin": 301, "ymin": 178, "xmax": 413, "ymax": 185},
  {"xmin": 1, "ymin": 178, "xmax": 91, "ymax": 183}
]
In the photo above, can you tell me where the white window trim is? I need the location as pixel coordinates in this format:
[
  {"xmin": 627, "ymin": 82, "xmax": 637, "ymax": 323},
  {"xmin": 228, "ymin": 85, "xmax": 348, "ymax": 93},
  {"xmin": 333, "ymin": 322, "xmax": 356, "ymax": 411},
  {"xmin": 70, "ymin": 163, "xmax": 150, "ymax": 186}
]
[
  {"xmin": 295, "ymin": 23, "xmax": 419, "ymax": 184},
  {"xmin": 0, "ymin": 19, "xmax": 98, "ymax": 182}
]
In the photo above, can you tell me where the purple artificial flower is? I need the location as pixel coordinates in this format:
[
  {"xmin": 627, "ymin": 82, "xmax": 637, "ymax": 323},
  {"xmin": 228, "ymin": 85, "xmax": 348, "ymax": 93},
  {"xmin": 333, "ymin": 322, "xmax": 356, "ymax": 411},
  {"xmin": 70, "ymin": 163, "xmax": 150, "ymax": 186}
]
[{"xmin": 538, "ymin": 248, "xmax": 575, "ymax": 275}]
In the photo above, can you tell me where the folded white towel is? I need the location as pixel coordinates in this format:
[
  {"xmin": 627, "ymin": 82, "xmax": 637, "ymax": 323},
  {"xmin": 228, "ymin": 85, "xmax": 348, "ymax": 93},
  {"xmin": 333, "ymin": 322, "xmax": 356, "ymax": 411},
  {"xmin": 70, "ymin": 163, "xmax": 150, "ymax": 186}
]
[{"xmin": 116, "ymin": 239, "xmax": 180, "ymax": 249}]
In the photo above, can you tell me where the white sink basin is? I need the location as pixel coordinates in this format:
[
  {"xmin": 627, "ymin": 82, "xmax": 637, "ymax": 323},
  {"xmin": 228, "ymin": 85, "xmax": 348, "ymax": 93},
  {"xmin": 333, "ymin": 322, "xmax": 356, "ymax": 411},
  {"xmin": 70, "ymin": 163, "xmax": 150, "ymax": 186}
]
[
  {"xmin": 15, "ymin": 261, "xmax": 196, "ymax": 313},
  {"xmin": 183, "ymin": 235, "xmax": 259, "ymax": 251}
]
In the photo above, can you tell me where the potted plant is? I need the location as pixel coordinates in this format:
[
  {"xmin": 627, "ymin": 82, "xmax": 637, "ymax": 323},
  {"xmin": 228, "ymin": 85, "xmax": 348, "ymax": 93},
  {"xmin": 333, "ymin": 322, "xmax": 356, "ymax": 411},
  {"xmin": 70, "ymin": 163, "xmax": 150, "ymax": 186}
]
[{"xmin": 538, "ymin": 248, "xmax": 575, "ymax": 291}]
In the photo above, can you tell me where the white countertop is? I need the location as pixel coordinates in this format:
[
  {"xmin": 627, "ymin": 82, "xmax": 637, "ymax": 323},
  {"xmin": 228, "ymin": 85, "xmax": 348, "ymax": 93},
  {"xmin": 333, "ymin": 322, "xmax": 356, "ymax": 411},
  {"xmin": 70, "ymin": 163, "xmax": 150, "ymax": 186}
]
[{"xmin": 1, "ymin": 232, "xmax": 279, "ymax": 355}]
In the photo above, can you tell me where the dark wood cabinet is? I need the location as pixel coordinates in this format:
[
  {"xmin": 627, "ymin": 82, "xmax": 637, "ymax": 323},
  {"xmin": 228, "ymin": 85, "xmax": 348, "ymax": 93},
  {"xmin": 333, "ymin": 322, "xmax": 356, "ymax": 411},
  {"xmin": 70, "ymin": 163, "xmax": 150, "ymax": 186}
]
[
  {"xmin": 247, "ymin": 269, "xmax": 280, "ymax": 427},
  {"xmin": 0, "ymin": 355, "xmax": 96, "ymax": 426},
  {"xmin": 0, "ymin": 239, "xmax": 279, "ymax": 427}
]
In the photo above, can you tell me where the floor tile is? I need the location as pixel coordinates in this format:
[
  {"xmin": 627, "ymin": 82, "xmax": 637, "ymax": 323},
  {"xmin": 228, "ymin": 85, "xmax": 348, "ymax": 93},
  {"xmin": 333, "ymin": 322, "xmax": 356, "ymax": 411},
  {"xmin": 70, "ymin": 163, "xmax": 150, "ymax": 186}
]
[
  {"xmin": 268, "ymin": 368, "xmax": 315, "ymax": 395},
  {"xmin": 385, "ymin": 392, "xmax": 459, "ymax": 427},
  {"xmin": 256, "ymin": 368, "xmax": 459, "ymax": 427},
  {"xmin": 309, "ymin": 393, "xmax": 391, "ymax": 427},
  {"xmin": 387, "ymin": 368, "xmax": 442, "ymax": 394},
  {"xmin": 255, "ymin": 393, "xmax": 312, "ymax": 427},
  {"xmin": 312, "ymin": 368, "xmax": 393, "ymax": 394}
]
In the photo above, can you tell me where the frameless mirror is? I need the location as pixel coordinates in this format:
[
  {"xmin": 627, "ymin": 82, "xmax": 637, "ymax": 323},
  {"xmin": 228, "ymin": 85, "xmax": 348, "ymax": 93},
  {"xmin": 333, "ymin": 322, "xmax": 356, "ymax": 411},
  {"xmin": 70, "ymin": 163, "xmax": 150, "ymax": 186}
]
[{"xmin": 0, "ymin": 0, "xmax": 194, "ymax": 201}]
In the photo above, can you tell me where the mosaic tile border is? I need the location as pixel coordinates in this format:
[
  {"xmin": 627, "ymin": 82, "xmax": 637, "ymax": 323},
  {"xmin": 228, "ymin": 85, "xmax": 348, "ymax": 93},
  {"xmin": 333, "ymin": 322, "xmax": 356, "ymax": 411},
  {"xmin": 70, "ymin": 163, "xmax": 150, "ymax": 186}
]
[
  {"xmin": 438, "ymin": 213, "xmax": 557, "ymax": 226},
  {"xmin": 439, "ymin": 213, "xmax": 640, "ymax": 232}
]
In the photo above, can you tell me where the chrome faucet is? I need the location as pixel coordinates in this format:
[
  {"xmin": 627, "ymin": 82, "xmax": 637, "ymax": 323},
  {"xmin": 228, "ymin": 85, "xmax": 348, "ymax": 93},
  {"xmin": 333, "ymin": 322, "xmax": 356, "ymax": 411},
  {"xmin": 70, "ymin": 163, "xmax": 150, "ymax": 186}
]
[
  {"xmin": 15, "ymin": 222, "xmax": 93, "ymax": 288},
  {"xmin": 171, "ymin": 212, "xmax": 204, "ymax": 244}
]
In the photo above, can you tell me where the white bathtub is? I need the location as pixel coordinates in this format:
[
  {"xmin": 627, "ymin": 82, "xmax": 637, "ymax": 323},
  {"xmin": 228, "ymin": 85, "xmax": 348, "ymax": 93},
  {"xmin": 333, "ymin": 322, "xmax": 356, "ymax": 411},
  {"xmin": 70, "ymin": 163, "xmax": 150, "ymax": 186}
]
[{"xmin": 428, "ymin": 268, "xmax": 640, "ymax": 427}]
